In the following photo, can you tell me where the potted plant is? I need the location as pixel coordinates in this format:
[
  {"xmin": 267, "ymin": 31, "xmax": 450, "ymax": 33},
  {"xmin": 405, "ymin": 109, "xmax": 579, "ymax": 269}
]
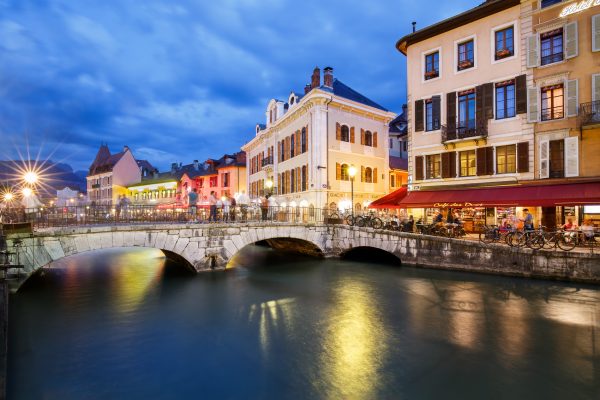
[
  {"xmin": 495, "ymin": 48, "xmax": 512, "ymax": 59},
  {"xmin": 424, "ymin": 70, "xmax": 438, "ymax": 79},
  {"xmin": 458, "ymin": 59, "xmax": 473, "ymax": 70}
]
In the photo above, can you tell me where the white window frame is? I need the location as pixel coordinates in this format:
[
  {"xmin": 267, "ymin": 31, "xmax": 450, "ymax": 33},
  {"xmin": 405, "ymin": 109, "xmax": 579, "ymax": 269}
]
[
  {"xmin": 538, "ymin": 25, "xmax": 566, "ymax": 68},
  {"xmin": 454, "ymin": 34, "xmax": 477, "ymax": 75},
  {"xmin": 491, "ymin": 75, "xmax": 519, "ymax": 123},
  {"xmin": 421, "ymin": 47, "xmax": 442, "ymax": 84},
  {"xmin": 419, "ymin": 93, "xmax": 443, "ymax": 134},
  {"xmin": 491, "ymin": 20, "xmax": 519, "ymax": 65}
]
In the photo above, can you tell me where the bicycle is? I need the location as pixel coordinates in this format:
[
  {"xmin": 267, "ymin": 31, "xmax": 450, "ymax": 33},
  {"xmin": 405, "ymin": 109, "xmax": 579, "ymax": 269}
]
[
  {"xmin": 354, "ymin": 212, "xmax": 383, "ymax": 229},
  {"xmin": 542, "ymin": 229, "xmax": 578, "ymax": 251},
  {"xmin": 513, "ymin": 226, "xmax": 545, "ymax": 250}
]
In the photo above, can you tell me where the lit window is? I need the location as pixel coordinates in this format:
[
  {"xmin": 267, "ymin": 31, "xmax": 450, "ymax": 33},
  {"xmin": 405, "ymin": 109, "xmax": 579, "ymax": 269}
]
[
  {"xmin": 459, "ymin": 150, "xmax": 476, "ymax": 177},
  {"xmin": 426, "ymin": 154, "xmax": 441, "ymax": 179},
  {"xmin": 496, "ymin": 145, "xmax": 516, "ymax": 174},
  {"xmin": 541, "ymin": 84, "xmax": 564, "ymax": 121}
]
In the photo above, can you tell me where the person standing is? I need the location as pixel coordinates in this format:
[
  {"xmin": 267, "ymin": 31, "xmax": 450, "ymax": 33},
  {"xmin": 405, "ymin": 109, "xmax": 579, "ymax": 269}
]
[
  {"xmin": 261, "ymin": 195, "xmax": 269, "ymax": 221},
  {"xmin": 222, "ymin": 196, "xmax": 230, "ymax": 223},
  {"xmin": 188, "ymin": 189, "xmax": 198, "ymax": 222},
  {"xmin": 228, "ymin": 194, "xmax": 236, "ymax": 222},
  {"xmin": 268, "ymin": 194, "xmax": 277, "ymax": 221},
  {"xmin": 120, "ymin": 195, "xmax": 131, "ymax": 220},
  {"xmin": 208, "ymin": 191, "xmax": 218, "ymax": 222},
  {"xmin": 237, "ymin": 190, "xmax": 250, "ymax": 222},
  {"xmin": 521, "ymin": 208, "xmax": 534, "ymax": 231}
]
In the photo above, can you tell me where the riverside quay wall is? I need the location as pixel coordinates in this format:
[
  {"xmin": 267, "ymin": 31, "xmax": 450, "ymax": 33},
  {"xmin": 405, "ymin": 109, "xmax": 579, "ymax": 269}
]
[{"xmin": 4, "ymin": 223, "xmax": 600, "ymax": 287}]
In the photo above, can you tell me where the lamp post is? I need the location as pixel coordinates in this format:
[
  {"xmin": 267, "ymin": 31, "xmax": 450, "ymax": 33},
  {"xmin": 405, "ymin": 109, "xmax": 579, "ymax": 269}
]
[
  {"xmin": 265, "ymin": 179, "xmax": 273, "ymax": 196},
  {"xmin": 348, "ymin": 165, "xmax": 357, "ymax": 219}
]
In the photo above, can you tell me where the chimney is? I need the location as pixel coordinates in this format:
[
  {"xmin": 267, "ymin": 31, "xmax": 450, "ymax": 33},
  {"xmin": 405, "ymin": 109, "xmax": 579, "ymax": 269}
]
[
  {"xmin": 304, "ymin": 84, "xmax": 311, "ymax": 94},
  {"xmin": 193, "ymin": 160, "xmax": 199, "ymax": 170},
  {"xmin": 311, "ymin": 66, "xmax": 320, "ymax": 89},
  {"xmin": 402, "ymin": 103, "xmax": 408, "ymax": 115},
  {"xmin": 412, "ymin": 21, "xmax": 416, "ymax": 33},
  {"xmin": 171, "ymin": 162, "xmax": 178, "ymax": 173},
  {"xmin": 323, "ymin": 67, "xmax": 333, "ymax": 88},
  {"xmin": 123, "ymin": 145, "xmax": 130, "ymax": 152}
]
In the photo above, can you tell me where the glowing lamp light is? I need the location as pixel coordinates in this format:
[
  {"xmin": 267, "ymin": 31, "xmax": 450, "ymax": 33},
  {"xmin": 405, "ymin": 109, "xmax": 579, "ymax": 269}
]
[
  {"xmin": 221, "ymin": 196, "xmax": 226, "ymax": 202},
  {"xmin": 348, "ymin": 165, "xmax": 357, "ymax": 178},
  {"xmin": 3, "ymin": 193, "xmax": 14, "ymax": 202},
  {"xmin": 23, "ymin": 171, "xmax": 39, "ymax": 184},
  {"xmin": 22, "ymin": 187, "xmax": 32, "ymax": 198},
  {"xmin": 265, "ymin": 179, "xmax": 274, "ymax": 190}
]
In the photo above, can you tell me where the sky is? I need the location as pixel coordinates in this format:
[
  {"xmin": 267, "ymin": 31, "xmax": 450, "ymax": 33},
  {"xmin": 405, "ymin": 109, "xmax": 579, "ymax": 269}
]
[{"xmin": 0, "ymin": 0, "xmax": 479, "ymax": 172}]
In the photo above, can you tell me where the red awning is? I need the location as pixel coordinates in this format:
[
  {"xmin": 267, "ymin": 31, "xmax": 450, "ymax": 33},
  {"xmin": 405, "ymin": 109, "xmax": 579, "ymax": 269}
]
[
  {"xmin": 369, "ymin": 187, "xmax": 408, "ymax": 209},
  {"xmin": 396, "ymin": 181, "xmax": 600, "ymax": 208}
]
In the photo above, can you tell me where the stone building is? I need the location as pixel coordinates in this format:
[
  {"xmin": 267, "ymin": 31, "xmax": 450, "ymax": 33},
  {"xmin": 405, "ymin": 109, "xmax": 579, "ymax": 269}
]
[{"xmin": 242, "ymin": 67, "xmax": 395, "ymax": 211}]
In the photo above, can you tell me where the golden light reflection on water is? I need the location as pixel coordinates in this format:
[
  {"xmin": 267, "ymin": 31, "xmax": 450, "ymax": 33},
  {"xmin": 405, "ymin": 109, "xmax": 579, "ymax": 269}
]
[
  {"xmin": 319, "ymin": 279, "xmax": 387, "ymax": 400},
  {"xmin": 444, "ymin": 285, "xmax": 484, "ymax": 350},
  {"xmin": 247, "ymin": 297, "xmax": 296, "ymax": 358},
  {"xmin": 110, "ymin": 249, "xmax": 165, "ymax": 314},
  {"xmin": 495, "ymin": 296, "xmax": 529, "ymax": 359}
]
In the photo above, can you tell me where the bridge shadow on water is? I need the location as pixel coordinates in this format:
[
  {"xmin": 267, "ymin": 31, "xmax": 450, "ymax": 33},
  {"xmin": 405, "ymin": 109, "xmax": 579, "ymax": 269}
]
[{"xmin": 341, "ymin": 246, "xmax": 402, "ymax": 266}]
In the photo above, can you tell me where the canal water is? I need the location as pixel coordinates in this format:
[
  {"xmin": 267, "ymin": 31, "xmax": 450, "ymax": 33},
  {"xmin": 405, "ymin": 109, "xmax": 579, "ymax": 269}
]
[{"xmin": 6, "ymin": 246, "xmax": 600, "ymax": 399}]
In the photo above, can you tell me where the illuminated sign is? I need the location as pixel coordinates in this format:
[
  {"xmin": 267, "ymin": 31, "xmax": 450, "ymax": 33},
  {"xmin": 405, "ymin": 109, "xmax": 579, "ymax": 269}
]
[
  {"xmin": 559, "ymin": 0, "xmax": 600, "ymax": 17},
  {"xmin": 433, "ymin": 202, "xmax": 485, "ymax": 208}
]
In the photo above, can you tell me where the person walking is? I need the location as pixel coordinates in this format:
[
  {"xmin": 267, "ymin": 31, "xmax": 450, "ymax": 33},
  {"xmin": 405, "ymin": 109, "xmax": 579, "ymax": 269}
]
[
  {"xmin": 208, "ymin": 191, "xmax": 218, "ymax": 222},
  {"xmin": 188, "ymin": 188, "xmax": 198, "ymax": 222}
]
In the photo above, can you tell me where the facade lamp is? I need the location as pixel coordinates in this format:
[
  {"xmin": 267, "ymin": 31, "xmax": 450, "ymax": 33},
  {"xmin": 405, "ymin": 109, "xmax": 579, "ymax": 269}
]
[
  {"xmin": 348, "ymin": 165, "xmax": 357, "ymax": 218},
  {"xmin": 265, "ymin": 179, "xmax": 274, "ymax": 195}
]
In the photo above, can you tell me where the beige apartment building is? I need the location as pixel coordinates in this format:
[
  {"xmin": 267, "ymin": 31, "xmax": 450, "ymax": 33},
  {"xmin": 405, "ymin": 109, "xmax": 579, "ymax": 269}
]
[{"xmin": 242, "ymin": 67, "xmax": 395, "ymax": 211}]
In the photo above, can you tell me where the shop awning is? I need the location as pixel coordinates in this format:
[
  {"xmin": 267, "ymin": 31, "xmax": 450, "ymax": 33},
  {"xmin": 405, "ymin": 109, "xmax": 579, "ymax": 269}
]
[
  {"xmin": 396, "ymin": 181, "xmax": 600, "ymax": 208},
  {"xmin": 369, "ymin": 187, "xmax": 408, "ymax": 209}
]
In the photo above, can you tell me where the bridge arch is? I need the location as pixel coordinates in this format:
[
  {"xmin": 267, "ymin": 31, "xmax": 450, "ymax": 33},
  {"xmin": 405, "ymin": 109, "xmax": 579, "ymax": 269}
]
[{"xmin": 340, "ymin": 246, "xmax": 402, "ymax": 265}]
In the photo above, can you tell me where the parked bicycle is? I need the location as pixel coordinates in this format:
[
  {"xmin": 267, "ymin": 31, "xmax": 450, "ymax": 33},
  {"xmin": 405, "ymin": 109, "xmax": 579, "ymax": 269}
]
[{"xmin": 354, "ymin": 212, "xmax": 383, "ymax": 229}]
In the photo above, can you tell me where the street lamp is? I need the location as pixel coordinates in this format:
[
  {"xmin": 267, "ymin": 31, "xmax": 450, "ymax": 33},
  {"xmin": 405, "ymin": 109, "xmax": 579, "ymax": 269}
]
[
  {"xmin": 265, "ymin": 179, "xmax": 273, "ymax": 196},
  {"xmin": 22, "ymin": 187, "xmax": 32, "ymax": 198},
  {"xmin": 23, "ymin": 171, "xmax": 39, "ymax": 185},
  {"xmin": 3, "ymin": 192, "xmax": 14, "ymax": 202},
  {"xmin": 348, "ymin": 165, "xmax": 357, "ymax": 219}
]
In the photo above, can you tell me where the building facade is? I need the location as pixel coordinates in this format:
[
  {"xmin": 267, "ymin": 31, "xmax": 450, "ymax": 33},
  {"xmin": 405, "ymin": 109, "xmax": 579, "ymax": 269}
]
[
  {"xmin": 523, "ymin": 0, "xmax": 600, "ymax": 226},
  {"xmin": 242, "ymin": 67, "xmax": 395, "ymax": 211},
  {"xmin": 87, "ymin": 145, "xmax": 142, "ymax": 205}
]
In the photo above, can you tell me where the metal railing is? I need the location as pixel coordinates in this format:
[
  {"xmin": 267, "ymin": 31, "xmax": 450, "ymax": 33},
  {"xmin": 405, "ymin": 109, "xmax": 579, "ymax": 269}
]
[
  {"xmin": 261, "ymin": 157, "xmax": 273, "ymax": 167},
  {"xmin": 441, "ymin": 118, "xmax": 488, "ymax": 143},
  {"xmin": 578, "ymin": 100, "xmax": 600, "ymax": 127}
]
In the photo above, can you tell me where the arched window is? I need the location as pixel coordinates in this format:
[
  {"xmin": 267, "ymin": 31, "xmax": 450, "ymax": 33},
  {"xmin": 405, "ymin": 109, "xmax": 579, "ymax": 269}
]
[
  {"xmin": 365, "ymin": 167, "xmax": 373, "ymax": 183},
  {"xmin": 290, "ymin": 136, "xmax": 295, "ymax": 157},
  {"xmin": 341, "ymin": 164, "xmax": 350, "ymax": 181},
  {"xmin": 301, "ymin": 128, "xmax": 307, "ymax": 152},
  {"xmin": 340, "ymin": 125, "xmax": 350, "ymax": 142},
  {"xmin": 365, "ymin": 131, "xmax": 373, "ymax": 147},
  {"xmin": 329, "ymin": 202, "xmax": 337, "ymax": 211},
  {"xmin": 291, "ymin": 168, "xmax": 296, "ymax": 193},
  {"xmin": 301, "ymin": 165, "xmax": 307, "ymax": 191}
]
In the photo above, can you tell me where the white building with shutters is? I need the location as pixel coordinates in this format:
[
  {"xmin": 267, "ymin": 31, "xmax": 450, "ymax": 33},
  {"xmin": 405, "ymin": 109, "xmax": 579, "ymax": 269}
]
[
  {"xmin": 396, "ymin": 0, "xmax": 535, "ymax": 190},
  {"xmin": 524, "ymin": 0, "xmax": 600, "ymax": 181},
  {"xmin": 242, "ymin": 67, "xmax": 394, "ymax": 211}
]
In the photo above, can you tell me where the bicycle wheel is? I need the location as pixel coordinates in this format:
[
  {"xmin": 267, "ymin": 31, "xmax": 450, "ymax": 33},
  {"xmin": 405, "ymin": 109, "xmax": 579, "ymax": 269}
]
[
  {"xmin": 527, "ymin": 233, "xmax": 544, "ymax": 250},
  {"xmin": 557, "ymin": 233, "xmax": 577, "ymax": 251},
  {"xmin": 345, "ymin": 214, "xmax": 355, "ymax": 226},
  {"xmin": 511, "ymin": 231, "xmax": 526, "ymax": 247},
  {"xmin": 480, "ymin": 228, "xmax": 495, "ymax": 244},
  {"xmin": 355, "ymin": 216, "xmax": 366, "ymax": 227},
  {"xmin": 371, "ymin": 217, "xmax": 383, "ymax": 229}
]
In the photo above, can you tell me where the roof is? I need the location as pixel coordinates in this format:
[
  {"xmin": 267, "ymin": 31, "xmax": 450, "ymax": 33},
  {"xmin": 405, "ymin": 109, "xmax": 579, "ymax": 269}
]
[
  {"xmin": 136, "ymin": 159, "xmax": 155, "ymax": 171},
  {"xmin": 88, "ymin": 145, "xmax": 127, "ymax": 175},
  {"xmin": 389, "ymin": 110, "xmax": 408, "ymax": 136},
  {"xmin": 176, "ymin": 151, "xmax": 246, "ymax": 179},
  {"xmin": 396, "ymin": 0, "xmax": 520, "ymax": 55},
  {"xmin": 321, "ymin": 79, "xmax": 388, "ymax": 111},
  {"xmin": 389, "ymin": 156, "xmax": 408, "ymax": 171}
]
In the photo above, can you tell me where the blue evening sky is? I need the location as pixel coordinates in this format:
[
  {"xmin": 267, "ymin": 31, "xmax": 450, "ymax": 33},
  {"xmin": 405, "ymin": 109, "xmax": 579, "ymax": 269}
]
[{"xmin": 0, "ymin": 0, "xmax": 478, "ymax": 171}]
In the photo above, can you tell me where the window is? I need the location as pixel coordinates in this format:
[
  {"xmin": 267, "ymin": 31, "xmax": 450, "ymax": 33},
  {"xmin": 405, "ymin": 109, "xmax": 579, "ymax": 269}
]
[
  {"xmin": 459, "ymin": 150, "xmax": 476, "ymax": 177},
  {"xmin": 390, "ymin": 174, "xmax": 396, "ymax": 187},
  {"xmin": 549, "ymin": 139, "xmax": 564, "ymax": 178},
  {"xmin": 222, "ymin": 172, "xmax": 230, "ymax": 187},
  {"xmin": 364, "ymin": 131, "xmax": 373, "ymax": 147},
  {"xmin": 403, "ymin": 141, "xmax": 408, "ymax": 152},
  {"xmin": 496, "ymin": 81, "xmax": 516, "ymax": 119},
  {"xmin": 541, "ymin": 29, "xmax": 563, "ymax": 65},
  {"xmin": 340, "ymin": 164, "xmax": 349, "ymax": 181},
  {"xmin": 426, "ymin": 154, "xmax": 441, "ymax": 179},
  {"xmin": 340, "ymin": 125, "xmax": 350, "ymax": 142},
  {"xmin": 425, "ymin": 51, "xmax": 439, "ymax": 80},
  {"xmin": 541, "ymin": 0, "xmax": 562, "ymax": 8},
  {"xmin": 291, "ymin": 169, "xmax": 295, "ymax": 192},
  {"xmin": 541, "ymin": 84, "xmax": 564, "ymax": 121},
  {"xmin": 458, "ymin": 90, "xmax": 476, "ymax": 131},
  {"xmin": 301, "ymin": 128, "xmax": 307, "ymax": 152},
  {"xmin": 425, "ymin": 99, "xmax": 439, "ymax": 131},
  {"xmin": 389, "ymin": 138, "xmax": 393, "ymax": 148},
  {"xmin": 364, "ymin": 167, "xmax": 373, "ymax": 183},
  {"xmin": 496, "ymin": 145, "xmax": 516, "ymax": 174},
  {"xmin": 301, "ymin": 165, "xmax": 307, "ymax": 191},
  {"xmin": 457, "ymin": 39, "xmax": 474, "ymax": 71},
  {"xmin": 210, "ymin": 176, "xmax": 218, "ymax": 187},
  {"xmin": 495, "ymin": 26, "xmax": 514, "ymax": 60},
  {"xmin": 290, "ymin": 136, "xmax": 295, "ymax": 157}
]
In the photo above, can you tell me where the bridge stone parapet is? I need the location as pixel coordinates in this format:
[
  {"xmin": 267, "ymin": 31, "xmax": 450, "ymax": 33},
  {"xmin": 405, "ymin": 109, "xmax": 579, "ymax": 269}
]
[{"xmin": 5, "ymin": 223, "xmax": 600, "ymax": 289}]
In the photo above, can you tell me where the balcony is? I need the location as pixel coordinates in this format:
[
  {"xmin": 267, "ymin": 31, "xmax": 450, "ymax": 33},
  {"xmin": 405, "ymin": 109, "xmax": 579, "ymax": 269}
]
[
  {"xmin": 91, "ymin": 184, "xmax": 100, "ymax": 189},
  {"xmin": 261, "ymin": 156, "xmax": 273, "ymax": 168},
  {"xmin": 441, "ymin": 117, "xmax": 488, "ymax": 144},
  {"xmin": 578, "ymin": 101, "xmax": 600, "ymax": 128}
]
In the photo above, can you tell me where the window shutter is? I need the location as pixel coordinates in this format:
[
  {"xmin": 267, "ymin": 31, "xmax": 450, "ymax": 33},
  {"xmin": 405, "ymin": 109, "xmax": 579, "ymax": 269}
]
[
  {"xmin": 593, "ymin": 14, "xmax": 600, "ymax": 52},
  {"xmin": 564, "ymin": 136, "xmax": 579, "ymax": 177},
  {"xmin": 361, "ymin": 129, "xmax": 365, "ymax": 145},
  {"xmin": 566, "ymin": 79, "xmax": 579, "ymax": 117},
  {"xmin": 336, "ymin": 122, "xmax": 341, "ymax": 141},
  {"xmin": 350, "ymin": 127, "xmax": 355, "ymax": 143},
  {"xmin": 415, "ymin": 156, "xmax": 424, "ymax": 181},
  {"xmin": 565, "ymin": 21, "xmax": 578, "ymax": 59},
  {"xmin": 526, "ymin": 34, "xmax": 540, "ymax": 68},
  {"xmin": 414, "ymin": 100, "xmax": 424, "ymax": 132},
  {"xmin": 446, "ymin": 92, "xmax": 456, "ymax": 133},
  {"xmin": 484, "ymin": 83, "xmax": 494, "ymax": 119},
  {"xmin": 336, "ymin": 163, "xmax": 341, "ymax": 180},
  {"xmin": 373, "ymin": 168, "xmax": 378, "ymax": 183},
  {"xmin": 441, "ymin": 152, "xmax": 450, "ymax": 178},
  {"xmin": 476, "ymin": 85, "xmax": 485, "ymax": 128},
  {"xmin": 476, "ymin": 147, "xmax": 487, "ymax": 176},
  {"xmin": 306, "ymin": 125, "xmax": 309, "ymax": 152},
  {"xmin": 527, "ymin": 87, "xmax": 539, "ymax": 122},
  {"xmin": 373, "ymin": 132, "xmax": 378, "ymax": 147},
  {"xmin": 517, "ymin": 142, "xmax": 529, "ymax": 173},
  {"xmin": 539, "ymin": 140, "xmax": 549, "ymax": 179},
  {"xmin": 486, "ymin": 147, "xmax": 494, "ymax": 175},
  {"xmin": 432, "ymin": 95, "xmax": 441, "ymax": 129},
  {"xmin": 516, "ymin": 74, "xmax": 527, "ymax": 114},
  {"xmin": 449, "ymin": 151, "xmax": 456, "ymax": 178},
  {"xmin": 297, "ymin": 132, "xmax": 301, "ymax": 155},
  {"xmin": 361, "ymin": 166, "xmax": 365, "ymax": 182}
]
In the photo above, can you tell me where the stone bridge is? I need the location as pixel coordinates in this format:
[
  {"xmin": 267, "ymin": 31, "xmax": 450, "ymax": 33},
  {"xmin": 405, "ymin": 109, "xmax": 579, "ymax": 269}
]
[{"xmin": 5, "ymin": 222, "xmax": 600, "ymax": 288}]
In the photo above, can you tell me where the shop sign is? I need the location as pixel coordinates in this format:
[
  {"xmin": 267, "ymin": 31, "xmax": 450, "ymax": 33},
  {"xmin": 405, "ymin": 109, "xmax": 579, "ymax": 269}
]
[
  {"xmin": 559, "ymin": 0, "xmax": 600, "ymax": 17},
  {"xmin": 433, "ymin": 202, "xmax": 484, "ymax": 208}
]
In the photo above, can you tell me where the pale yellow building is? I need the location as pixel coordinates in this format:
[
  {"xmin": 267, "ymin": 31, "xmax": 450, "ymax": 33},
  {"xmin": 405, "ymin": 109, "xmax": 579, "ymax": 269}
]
[{"xmin": 242, "ymin": 67, "xmax": 395, "ymax": 211}]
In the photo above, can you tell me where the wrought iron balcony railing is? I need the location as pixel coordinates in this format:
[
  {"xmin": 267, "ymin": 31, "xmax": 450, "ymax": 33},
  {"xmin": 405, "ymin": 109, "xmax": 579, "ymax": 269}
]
[
  {"xmin": 261, "ymin": 156, "xmax": 273, "ymax": 168},
  {"xmin": 441, "ymin": 118, "xmax": 488, "ymax": 143},
  {"xmin": 578, "ymin": 100, "xmax": 600, "ymax": 127}
]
